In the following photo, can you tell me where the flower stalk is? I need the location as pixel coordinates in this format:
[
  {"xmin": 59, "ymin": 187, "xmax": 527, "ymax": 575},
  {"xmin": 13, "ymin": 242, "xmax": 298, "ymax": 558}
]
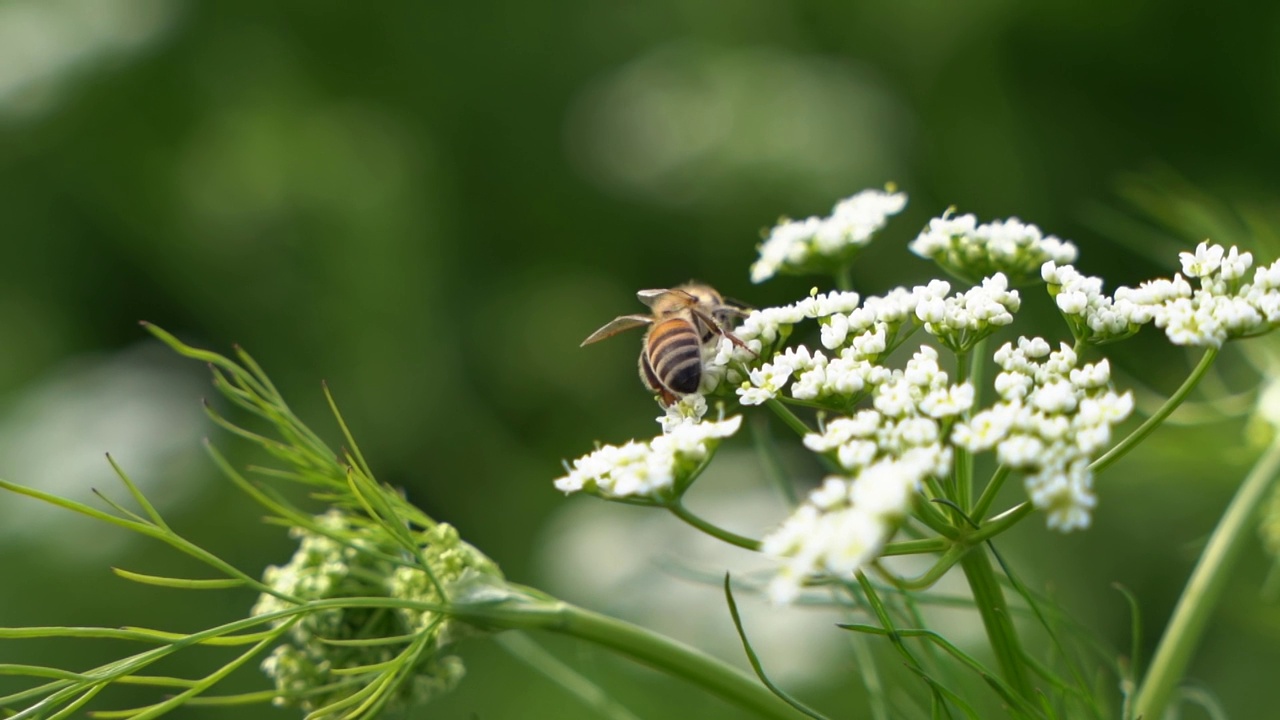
[
  {"xmin": 1132, "ymin": 430, "xmax": 1280, "ymax": 719},
  {"xmin": 449, "ymin": 588, "xmax": 807, "ymax": 720}
]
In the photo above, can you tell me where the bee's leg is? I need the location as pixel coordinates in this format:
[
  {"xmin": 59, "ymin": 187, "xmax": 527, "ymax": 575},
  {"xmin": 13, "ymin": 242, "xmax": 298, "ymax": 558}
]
[{"xmin": 690, "ymin": 308, "xmax": 757, "ymax": 357}]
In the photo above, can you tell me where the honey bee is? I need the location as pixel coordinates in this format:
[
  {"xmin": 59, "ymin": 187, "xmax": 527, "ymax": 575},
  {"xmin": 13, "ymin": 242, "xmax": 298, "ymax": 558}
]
[{"xmin": 581, "ymin": 283, "xmax": 751, "ymax": 405}]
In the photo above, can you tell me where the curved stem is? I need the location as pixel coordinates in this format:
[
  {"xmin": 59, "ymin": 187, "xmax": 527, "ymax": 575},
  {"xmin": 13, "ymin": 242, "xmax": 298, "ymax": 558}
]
[
  {"xmin": 1132, "ymin": 433, "xmax": 1280, "ymax": 720},
  {"xmin": 455, "ymin": 593, "xmax": 807, "ymax": 720},
  {"xmin": 667, "ymin": 502, "xmax": 761, "ymax": 551},
  {"xmin": 874, "ymin": 543, "xmax": 971, "ymax": 590},
  {"xmin": 1092, "ymin": 347, "xmax": 1219, "ymax": 474},
  {"xmin": 970, "ymin": 501, "xmax": 1034, "ymax": 544}
]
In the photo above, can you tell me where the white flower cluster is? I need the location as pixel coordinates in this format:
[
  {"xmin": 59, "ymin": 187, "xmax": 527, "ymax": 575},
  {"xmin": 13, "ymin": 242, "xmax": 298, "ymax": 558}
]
[
  {"xmin": 1112, "ymin": 241, "xmax": 1280, "ymax": 348},
  {"xmin": 951, "ymin": 338, "xmax": 1134, "ymax": 531},
  {"xmin": 751, "ymin": 188, "xmax": 907, "ymax": 283},
  {"xmin": 760, "ymin": 346, "xmax": 968, "ymax": 603},
  {"xmin": 910, "ymin": 212, "xmax": 1078, "ymax": 285},
  {"xmin": 1041, "ymin": 261, "xmax": 1144, "ymax": 344},
  {"xmin": 915, "ymin": 273, "xmax": 1021, "ymax": 352},
  {"xmin": 728, "ymin": 284, "xmax": 964, "ymax": 407},
  {"xmin": 1043, "ymin": 242, "xmax": 1280, "ymax": 349},
  {"xmin": 730, "ymin": 277, "xmax": 1022, "ymax": 407},
  {"xmin": 554, "ymin": 408, "xmax": 743, "ymax": 499},
  {"xmin": 708, "ymin": 289, "xmax": 863, "ymax": 381}
]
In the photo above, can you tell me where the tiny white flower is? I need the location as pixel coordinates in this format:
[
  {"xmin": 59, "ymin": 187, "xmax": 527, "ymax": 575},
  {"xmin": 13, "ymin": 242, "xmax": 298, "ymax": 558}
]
[
  {"xmin": 997, "ymin": 434, "xmax": 1046, "ymax": 468},
  {"xmin": 836, "ymin": 439, "xmax": 879, "ymax": 471},
  {"xmin": 810, "ymin": 476, "xmax": 851, "ymax": 509},
  {"xmin": 994, "ymin": 370, "xmax": 1034, "ymax": 400},
  {"xmin": 810, "ymin": 290, "xmax": 862, "ymax": 317},
  {"xmin": 872, "ymin": 378, "xmax": 917, "ymax": 418},
  {"xmin": 737, "ymin": 361, "xmax": 796, "ymax": 405},
  {"xmin": 658, "ymin": 394, "xmax": 708, "ymax": 432},
  {"xmin": 1031, "ymin": 379, "xmax": 1078, "ymax": 413},
  {"xmin": 849, "ymin": 325, "xmax": 888, "ymax": 357},
  {"xmin": 1025, "ymin": 459, "xmax": 1096, "ymax": 532},
  {"xmin": 1179, "ymin": 241, "xmax": 1224, "ymax": 278},
  {"xmin": 920, "ymin": 383, "xmax": 975, "ymax": 418},
  {"xmin": 951, "ymin": 405, "xmax": 1015, "ymax": 451},
  {"xmin": 1069, "ymin": 360, "xmax": 1111, "ymax": 389},
  {"xmin": 820, "ymin": 313, "xmax": 850, "ymax": 349}
]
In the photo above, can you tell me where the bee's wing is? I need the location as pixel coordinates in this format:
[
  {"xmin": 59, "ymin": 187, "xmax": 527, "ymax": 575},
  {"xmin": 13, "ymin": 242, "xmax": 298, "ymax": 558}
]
[
  {"xmin": 580, "ymin": 314, "xmax": 653, "ymax": 346},
  {"xmin": 719, "ymin": 296, "xmax": 754, "ymax": 316},
  {"xmin": 636, "ymin": 288, "xmax": 693, "ymax": 308}
]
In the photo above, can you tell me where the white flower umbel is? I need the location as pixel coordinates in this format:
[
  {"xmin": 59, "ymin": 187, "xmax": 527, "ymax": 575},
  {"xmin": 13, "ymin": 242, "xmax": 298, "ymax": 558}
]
[
  {"xmin": 555, "ymin": 415, "xmax": 743, "ymax": 500},
  {"xmin": 1112, "ymin": 241, "xmax": 1280, "ymax": 348},
  {"xmin": 911, "ymin": 211, "xmax": 1078, "ymax": 286},
  {"xmin": 751, "ymin": 188, "xmax": 907, "ymax": 283},
  {"xmin": 1042, "ymin": 261, "xmax": 1145, "ymax": 345},
  {"xmin": 951, "ymin": 337, "xmax": 1134, "ymax": 530},
  {"xmin": 762, "ymin": 346, "xmax": 963, "ymax": 602},
  {"xmin": 816, "ymin": 281, "xmax": 949, "ymax": 356},
  {"xmin": 915, "ymin": 274, "xmax": 1021, "ymax": 353}
]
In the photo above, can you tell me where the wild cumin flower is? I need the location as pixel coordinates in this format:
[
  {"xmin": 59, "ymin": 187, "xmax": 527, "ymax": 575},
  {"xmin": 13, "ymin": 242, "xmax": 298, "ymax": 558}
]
[
  {"xmin": 954, "ymin": 338, "xmax": 1133, "ymax": 530},
  {"xmin": 554, "ymin": 402, "xmax": 743, "ymax": 500},
  {"xmin": 1119, "ymin": 241, "xmax": 1280, "ymax": 347},
  {"xmin": 760, "ymin": 346, "xmax": 964, "ymax": 603},
  {"xmin": 910, "ymin": 211, "xmax": 1078, "ymax": 285},
  {"xmin": 751, "ymin": 188, "xmax": 907, "ymax": 283}
]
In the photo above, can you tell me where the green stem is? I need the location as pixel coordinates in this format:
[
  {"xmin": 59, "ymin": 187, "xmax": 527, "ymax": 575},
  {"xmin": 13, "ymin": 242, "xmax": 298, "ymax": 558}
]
[
  {"xmin": 880, "ymin": 537, "xmax": 951, "ymax": 557},
  {"xmin": 668, "ymin": 502, "xmax": 761, "ymax": 551},
  {"xmin": 1132, "ymin": 432, "xmax": 1280, "ymax": 720},
  {"xmin": 1092, "ymin": 347, "xmax": 1218, "ymax": 474},
  {"xmin": 457, "ymin": 593, "xmax": 807, "ymax": 720},
  {"xmin": 957, "ymin": 546, "xmax": 1035, "ymax": 703},
  {"xmin": 765, "ymin": 398, "xmax": 813, "ymax": 438},
  {"xmin": 954, "ymin": 350, "xmax": 974, "ymax": 511},
  {"xmin": 972, "ymin": 465, "xmax": 1012, "ymax": 521},
  {"xmin": 495, "ymin": 633, "xmax": 644, "ymax": 720},
  {"xmin": 875, "ymin": 543, "xmax": 971, "ymax": 590},
  {"xmin": 835, "ymin": 264, "xmax": 854, "ymax": 293},
  {"xmin": 969, "ymin": 501, "xmax": 1034, "ymax": 544}
]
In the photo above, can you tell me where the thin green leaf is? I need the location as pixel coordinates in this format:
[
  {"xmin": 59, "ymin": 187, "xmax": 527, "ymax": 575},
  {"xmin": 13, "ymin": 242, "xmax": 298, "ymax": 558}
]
[
  {"xmin": 105, "ymin": 454, "xmax": 171, "ymax": 531},
  {"xmin": 43, "ymin": 685, "xmax": 106, "ymax": 720},
  {"xmin": 89, "ymin": 488, "xmax": 151, "ymax": 527},
  {"xmin": 118, "ymin": 627, "xmax": 276, "ymax": 647},
  {"xmin": 111, "ymin": 568, "xmax": 246, "ymax": 591},
  {"xmin": 723, "ymin": 574, "xmax": 829, "ymax": 720},
  {"xmin": 1112, "ymin": 583, "xmax": 1142, "ymax": 683},
  {"xmin": 323, "ymin": 382, "xmax": 376, "ymax": 484},
  {"xmin": 904, "ymin": 665, "xmax": 979, "ymax": 720},
  {"xmin": 90, "ymin": 634, "xmax": 277, "ymax": 720},
  {"xmin": 0, "ymin": 666, "xmax": 88, "ymax": 681},
  {"xmin": 985, "ymin": 542, "xmax": 1103, "ymax": 718},
  {"xmin": 838, "ymin": 624, "xmax": 1044, "ymax": 719}
]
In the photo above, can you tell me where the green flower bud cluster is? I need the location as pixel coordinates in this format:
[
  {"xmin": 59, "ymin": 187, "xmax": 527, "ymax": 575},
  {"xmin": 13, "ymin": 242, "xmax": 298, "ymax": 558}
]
[{"xmin": 252, "ymin": 510, "xmax": 501, "ymax": 714}]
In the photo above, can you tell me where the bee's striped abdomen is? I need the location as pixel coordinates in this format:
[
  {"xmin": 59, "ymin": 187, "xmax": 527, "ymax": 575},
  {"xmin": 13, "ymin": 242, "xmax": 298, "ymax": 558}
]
[{"xmin": 646, "ymin": 318, "xmax": 702, "ymax": 394}]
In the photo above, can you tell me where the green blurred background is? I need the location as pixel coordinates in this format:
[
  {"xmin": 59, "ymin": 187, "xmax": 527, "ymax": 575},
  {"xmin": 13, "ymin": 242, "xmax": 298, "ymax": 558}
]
[{"xmin": 2, "ymin": 0, "xmax": 1280, "ymax": 717}]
